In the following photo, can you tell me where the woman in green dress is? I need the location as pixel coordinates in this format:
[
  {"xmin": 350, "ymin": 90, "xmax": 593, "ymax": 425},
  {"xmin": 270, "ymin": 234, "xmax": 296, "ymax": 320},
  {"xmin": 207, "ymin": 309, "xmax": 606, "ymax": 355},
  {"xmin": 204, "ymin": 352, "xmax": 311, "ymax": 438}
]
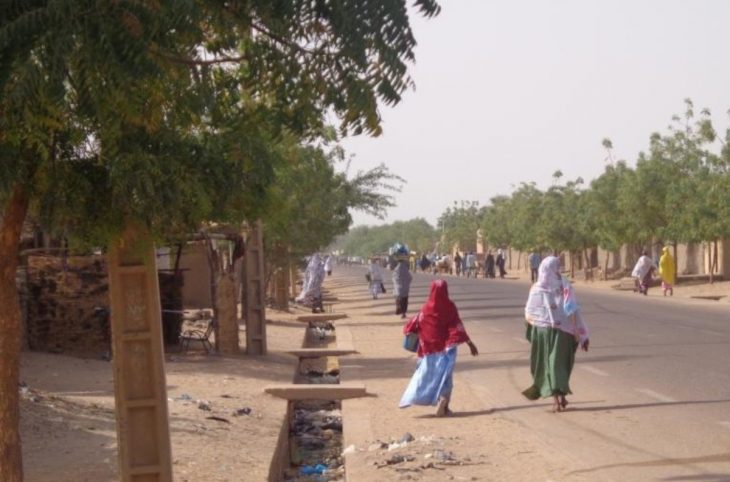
[{"xmin": 523, "ymin": 256, "xmax": 589, "ymax": 412}]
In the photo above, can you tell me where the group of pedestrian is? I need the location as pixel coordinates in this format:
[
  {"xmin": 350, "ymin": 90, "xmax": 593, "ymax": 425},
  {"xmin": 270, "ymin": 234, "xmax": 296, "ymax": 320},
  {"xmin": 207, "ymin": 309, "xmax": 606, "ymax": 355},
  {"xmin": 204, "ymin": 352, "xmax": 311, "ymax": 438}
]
[
  {"xmin": 631, "ymin": 247, "xmax": 675, "ymax": 296},
  {"xmin": 452, "ymin": 251, "xmax": 479, "ymax": 277},
  {"xmin": 351, "ymin": 242, "xmax": 685, "ymax": 418},
  {"xmin": 484, "ymin": 249, "xmax": 507, "ymax": 279},
  {"xmin": 393, "ymin": 253, "xmax": 590, "ymax": 416}
]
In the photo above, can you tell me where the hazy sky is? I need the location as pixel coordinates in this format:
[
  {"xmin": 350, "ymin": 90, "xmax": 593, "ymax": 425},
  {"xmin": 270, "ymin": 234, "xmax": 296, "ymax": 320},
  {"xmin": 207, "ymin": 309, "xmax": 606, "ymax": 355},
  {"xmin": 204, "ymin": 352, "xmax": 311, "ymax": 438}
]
[{"xmin": 342, "ymin": 0, "xmax": 730, "ymax": 227}]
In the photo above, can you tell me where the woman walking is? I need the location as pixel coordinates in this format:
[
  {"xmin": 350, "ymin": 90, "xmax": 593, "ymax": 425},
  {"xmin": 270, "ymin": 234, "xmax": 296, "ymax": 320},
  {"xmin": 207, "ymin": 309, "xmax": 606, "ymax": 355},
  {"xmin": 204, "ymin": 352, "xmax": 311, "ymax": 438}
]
[
  {"xmin": 368, "ymin": 258, "xmax": 384, "ymax": 299},
  {"xmin": 400, "ymin": 279, "xmax": 479, "ymax": 416},
  {"xmin": 484, "ymin": 250, "xmax": 495, "ymax": 279},
  {"xmin": 522, "ymin": 256, "xmax": 589, "ymax": 412},
  {"xmin": 658, "ymin": 247, "xmax": 675, "ymax": 296},
  {"xmin": 295, "ymin": 253, "xmax": 325, "ymax": 312},
  {"xmin": 631, "ymin": 251, "xmax": 655, "ymax": 295},
  {"xmin": 496, "ymin": 249, "xmax": 507, "ymax": 278},
  {"xmin": 393, "ymin": 258, "xmax": 413, "ymax": 318}
]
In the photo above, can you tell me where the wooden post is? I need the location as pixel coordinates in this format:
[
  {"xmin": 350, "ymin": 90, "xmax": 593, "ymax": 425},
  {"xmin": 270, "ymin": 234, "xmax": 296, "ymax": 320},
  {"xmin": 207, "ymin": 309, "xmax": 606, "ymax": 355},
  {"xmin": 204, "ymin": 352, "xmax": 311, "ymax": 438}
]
[
  {"xmin": 275, "ymin": 266, "xmax": 290, "ymax": 311},
  {"xmin": 108, "ymin": 226, "xmax": 173, "ymax": 482},
  {"xmin": 216, "ymin": 273, "xmax": 239, "ymax": 355},
  {"xmin": 245, "ymin": 220, "xmax": 267, "ymax": 355}
]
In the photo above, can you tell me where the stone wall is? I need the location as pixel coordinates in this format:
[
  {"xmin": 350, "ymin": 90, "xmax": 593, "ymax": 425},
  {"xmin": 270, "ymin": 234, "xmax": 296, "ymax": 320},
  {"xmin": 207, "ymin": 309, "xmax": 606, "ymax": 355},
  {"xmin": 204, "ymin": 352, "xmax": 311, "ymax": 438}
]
[
  {"xmin": 23, "ymin": 254, "xmax": 110, "ymax": 357},
  {"xmin": 22, "ymin": 254, "xmax": 185, "ymax": 357}
]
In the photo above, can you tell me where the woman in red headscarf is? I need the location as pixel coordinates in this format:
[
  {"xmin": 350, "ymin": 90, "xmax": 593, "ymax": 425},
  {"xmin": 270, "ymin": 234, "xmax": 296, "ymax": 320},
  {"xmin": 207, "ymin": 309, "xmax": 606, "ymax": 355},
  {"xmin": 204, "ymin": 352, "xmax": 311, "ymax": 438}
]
[{"xmin": 399, "ymin": 279, "xmax": 478, "ymax": 416}]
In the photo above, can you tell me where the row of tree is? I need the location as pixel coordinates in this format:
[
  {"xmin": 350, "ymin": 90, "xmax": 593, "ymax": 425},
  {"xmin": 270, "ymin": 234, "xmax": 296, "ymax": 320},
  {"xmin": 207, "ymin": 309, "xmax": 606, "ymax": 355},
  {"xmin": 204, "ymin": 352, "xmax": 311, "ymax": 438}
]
[
  {"xmin": 339, "ymin": 100, "xmax": 730, "ymax": 278},
  {"xmin": 0, "ymin": 2, "xmax": 440, "ymax": 479}
]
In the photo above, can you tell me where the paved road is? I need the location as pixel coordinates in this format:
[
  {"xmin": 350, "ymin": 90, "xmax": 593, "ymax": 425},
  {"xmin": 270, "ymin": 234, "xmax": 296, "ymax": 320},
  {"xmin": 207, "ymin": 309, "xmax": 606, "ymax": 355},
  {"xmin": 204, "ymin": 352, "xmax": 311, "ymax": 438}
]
[{"xmin": 392, "ymin": 268, "xmax": 730, "ymax": 481}]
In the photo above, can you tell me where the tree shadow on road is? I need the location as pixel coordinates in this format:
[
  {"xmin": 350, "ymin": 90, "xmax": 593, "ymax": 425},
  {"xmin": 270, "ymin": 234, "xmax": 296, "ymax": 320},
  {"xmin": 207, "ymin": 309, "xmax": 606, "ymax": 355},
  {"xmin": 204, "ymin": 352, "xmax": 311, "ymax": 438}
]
[
  {"xmin": 567, "ymin": 398, "xmax": 730, "ymax": 413},
  {"xmin": 567, "ymin": 451, "xmax": 730, "ymax": 479},
  {"xmin": 412, "ymin": 408, "xmax": 496, "ymax": 419}
]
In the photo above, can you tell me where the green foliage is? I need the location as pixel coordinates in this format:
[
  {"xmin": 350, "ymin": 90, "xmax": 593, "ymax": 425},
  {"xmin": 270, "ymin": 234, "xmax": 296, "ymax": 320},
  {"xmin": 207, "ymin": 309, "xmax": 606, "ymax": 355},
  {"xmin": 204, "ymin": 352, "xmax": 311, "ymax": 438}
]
[
  {"xmin": 262, "ymin": 138, "xmax": 404, "ymax": 266},
  {"xmin": 0, "ymin": 0, "xmax": 440, "ymax": 253},
  {"xmin": 334, "ymin": 218, "xmax": 437, "ymax": 257},
  {"xmin": 437, "ymin": 201, "xmax": 481, "ymax": 252},
  {"xmin": 444, "ymin": 100, "xmax": 730, "ymax": 260},
  {"xmin": 481, "ymin": 195, "xmax": 513, "ymax": 250}
]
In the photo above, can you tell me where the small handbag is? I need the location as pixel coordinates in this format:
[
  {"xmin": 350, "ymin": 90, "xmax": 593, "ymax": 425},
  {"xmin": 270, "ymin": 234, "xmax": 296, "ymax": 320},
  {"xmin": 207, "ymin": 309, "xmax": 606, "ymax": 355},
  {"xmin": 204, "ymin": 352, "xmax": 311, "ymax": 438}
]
[
  {"xmin": 403, "ymin": 332, "xmax": 419, "ymax": 352},
  {"xmin": 403, "ymin": 312, "xmax": 420, "ymax": 352}
]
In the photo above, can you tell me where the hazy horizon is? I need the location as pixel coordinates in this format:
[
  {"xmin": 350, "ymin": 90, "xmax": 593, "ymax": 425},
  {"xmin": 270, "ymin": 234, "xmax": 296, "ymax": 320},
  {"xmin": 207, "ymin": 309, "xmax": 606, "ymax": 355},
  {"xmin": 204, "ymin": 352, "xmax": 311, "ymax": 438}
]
[{"xmin": 341, "ymin": 0, "xmax": 730, "ymax": 228}]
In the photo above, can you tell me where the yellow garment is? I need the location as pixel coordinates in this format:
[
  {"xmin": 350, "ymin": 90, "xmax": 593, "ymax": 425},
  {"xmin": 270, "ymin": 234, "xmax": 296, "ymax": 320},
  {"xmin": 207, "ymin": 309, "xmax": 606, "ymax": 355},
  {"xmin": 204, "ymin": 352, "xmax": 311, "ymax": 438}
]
[{"xmin": 659, "ymin": 247, "xmax": 676, "ymax": 285}]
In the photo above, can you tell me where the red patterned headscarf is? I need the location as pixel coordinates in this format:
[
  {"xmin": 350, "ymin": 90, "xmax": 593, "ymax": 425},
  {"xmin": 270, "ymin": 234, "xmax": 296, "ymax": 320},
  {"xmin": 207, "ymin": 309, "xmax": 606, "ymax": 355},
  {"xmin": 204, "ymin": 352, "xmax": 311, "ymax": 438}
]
[{"xmin": 404, "ymin": 279, "xmax": 470, "ymax": 356}]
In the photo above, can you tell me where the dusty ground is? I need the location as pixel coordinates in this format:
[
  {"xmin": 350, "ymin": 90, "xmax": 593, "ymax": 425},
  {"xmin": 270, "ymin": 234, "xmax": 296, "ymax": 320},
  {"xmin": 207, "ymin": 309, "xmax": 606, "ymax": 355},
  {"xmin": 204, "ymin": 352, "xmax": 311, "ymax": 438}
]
[
  {"xmin": 19, "ymin": 269, "xmax": 730, "ymax": 481},
  {"xmin": 20, "ymin": 313, "xmax": 306, "ymax": 482}
]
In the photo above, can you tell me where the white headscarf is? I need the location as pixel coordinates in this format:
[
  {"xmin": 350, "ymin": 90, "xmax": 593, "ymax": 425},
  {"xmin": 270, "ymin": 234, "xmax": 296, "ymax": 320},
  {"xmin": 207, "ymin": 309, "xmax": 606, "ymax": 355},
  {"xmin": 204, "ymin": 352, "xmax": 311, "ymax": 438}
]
[
  {"xmin": 631, "ymin": 255, "xmax": 653, "ymax": 279},
  {"xmin": 296, "ymin": 253, "xmax": 323, "ymax": 302},
  {"xmin": 535, "ymin": 256, "xmax": 562, "ymax": 293},
  {"xmin": 524, "ymin": 257, "xmax": 589, "ymax": 341}
]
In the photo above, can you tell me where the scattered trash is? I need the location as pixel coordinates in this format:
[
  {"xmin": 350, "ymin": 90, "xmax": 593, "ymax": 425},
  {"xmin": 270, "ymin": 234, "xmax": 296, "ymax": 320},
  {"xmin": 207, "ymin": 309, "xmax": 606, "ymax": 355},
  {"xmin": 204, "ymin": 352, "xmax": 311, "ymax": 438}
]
[
  {"xmin": 308, "ymin": 374, "xmax": 340, "ymax": 384},
  {"xmin": 385, "ymin": 454, "xmax": 416, "ymax": 465},
  {"xmin": 387, "ymin": 441, "xmax": 409, "ymax": 451},
  {"xmin": 342, "ymin": 444, "xmax": 357, "ymax": 455},
  {"xmin": 205, "ymin": 416, "xmax": 231, "ymax": 424},
  {"xmin": 287, "ymin": 401, "xmax": 343, "ymax": 481},
  {"xmin": 399, "ymin": 432, "xmax": 415, "ymax": 443},
  {"xmin": 369, "ymin": 442, "xmax": 388, "ymax": 451},
  {"xmin": 175, "ymin": 394, "xmax": 192, "ymax": 401},
  {"xmin": 220, "ymin": 394, "xmax": 236, "ymax": 399},
  {"xmin": 433, "ymin": 449, "xmax": 456, "ymax": 461},
  {"xmin": 197, "ymin": 400, "xmax": 212, "ymax": 411},
  {"xmin": 233, "ymin": 407, "xmax": 252, "ymax": 416},
  {"xmin": 299, "ymin": 463, "xmax": 328, "ymax": 475}
]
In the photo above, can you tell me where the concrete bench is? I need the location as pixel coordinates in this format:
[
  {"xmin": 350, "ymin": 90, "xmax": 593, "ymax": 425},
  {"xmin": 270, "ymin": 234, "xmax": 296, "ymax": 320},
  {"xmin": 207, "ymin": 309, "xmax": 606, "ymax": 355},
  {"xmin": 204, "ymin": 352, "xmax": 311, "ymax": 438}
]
[
  {"xmin": 286, "ymin": 348, "xmax": 358, "ymax": 358},
  {"xmin": 264, "ymin": 384, "xmax": 368, "ymax": 400},
  {"xmin": 296, "ymin": 313, "xmax": 348, "ymax": 323}
]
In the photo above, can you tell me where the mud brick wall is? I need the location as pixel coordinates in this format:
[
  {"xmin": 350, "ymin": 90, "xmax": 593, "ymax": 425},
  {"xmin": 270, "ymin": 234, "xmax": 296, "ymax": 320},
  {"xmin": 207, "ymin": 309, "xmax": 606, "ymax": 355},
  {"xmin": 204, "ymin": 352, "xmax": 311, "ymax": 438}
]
[{"xmin": 24, "ymin": 254, "xmax": 110, "ymax": 356}]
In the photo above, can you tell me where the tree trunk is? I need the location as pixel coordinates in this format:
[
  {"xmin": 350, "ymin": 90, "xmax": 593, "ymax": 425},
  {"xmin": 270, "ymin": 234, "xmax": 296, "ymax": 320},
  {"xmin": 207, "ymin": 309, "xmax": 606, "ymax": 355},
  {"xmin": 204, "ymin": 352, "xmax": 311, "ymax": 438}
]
[
  {"xmin": 672, "ymin": 242, "xmax": 678, "ymax": 285},
  {"xmin": 570, "ymin": 252, "xmax": 575, "ymax": 278},
  {"xmin": 604, "ymin": 250, "xmax": 610, "ymax": 281},
  {"xmin": 711, "ymin": 240, "xmax": 719, "ymax": 284},
  {"xmin": 0, "ymin": 184, "xmax": 30, "ymax": 482}
]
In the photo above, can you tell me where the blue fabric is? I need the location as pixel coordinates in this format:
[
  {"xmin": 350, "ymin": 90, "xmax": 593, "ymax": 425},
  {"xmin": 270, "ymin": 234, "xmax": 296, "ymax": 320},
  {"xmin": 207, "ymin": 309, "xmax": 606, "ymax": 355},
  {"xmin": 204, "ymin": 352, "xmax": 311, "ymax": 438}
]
[{"xmin": 399, "ymin": 346, "xmax": 457, "ymax": 408}]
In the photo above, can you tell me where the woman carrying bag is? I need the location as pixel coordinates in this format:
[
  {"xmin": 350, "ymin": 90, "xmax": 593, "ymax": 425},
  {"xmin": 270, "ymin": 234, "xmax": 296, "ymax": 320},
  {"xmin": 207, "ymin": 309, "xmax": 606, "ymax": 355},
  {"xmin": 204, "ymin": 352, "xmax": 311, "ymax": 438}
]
[{"xmin": 399, "ymin": 279, "xmax": 478, "ymax": 416}]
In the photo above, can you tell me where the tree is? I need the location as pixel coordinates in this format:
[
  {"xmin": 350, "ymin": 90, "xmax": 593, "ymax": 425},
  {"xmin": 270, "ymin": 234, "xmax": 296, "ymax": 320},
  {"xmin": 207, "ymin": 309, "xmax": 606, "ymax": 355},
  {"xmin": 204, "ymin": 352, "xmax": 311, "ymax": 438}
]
[
  {"xmin": 438, "ymin": 200, "xmax": 481, "ymax": 253},
  {"xmin": 481, "ymin": 195, "xmax": 513, "ymax": 250},
  {"xmin": 334, "ymin": 218, "xmax": 437, "ymax": 258},
  {"xmin": 0, "ymin": 2, "xmax": 441, "ymax": 478},
  {"xmin": 587, "ymin": 161, "xmax": 634, "ymax": 277},
  {"xmin": 262, "ymin": 138, "xmax": 403, "ymax": 271},
  {"xmin": 507, "ymin": 183, "xmax": 545, "ymax": 254}
]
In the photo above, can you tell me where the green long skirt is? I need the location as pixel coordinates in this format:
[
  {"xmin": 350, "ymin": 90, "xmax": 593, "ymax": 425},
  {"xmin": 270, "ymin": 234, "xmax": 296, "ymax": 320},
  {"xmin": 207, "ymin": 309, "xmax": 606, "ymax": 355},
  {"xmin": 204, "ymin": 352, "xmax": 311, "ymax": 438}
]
[{"xmin": 522, "ymin": 325, "xmax": 578, "ymax": 400}]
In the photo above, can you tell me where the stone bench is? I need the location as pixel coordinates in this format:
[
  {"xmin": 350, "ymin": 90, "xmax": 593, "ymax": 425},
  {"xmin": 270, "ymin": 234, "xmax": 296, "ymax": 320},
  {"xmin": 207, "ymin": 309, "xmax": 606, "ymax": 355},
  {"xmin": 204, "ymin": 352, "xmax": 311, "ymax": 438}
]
[
  {"xmin": 285, "ymin": 347, "xmax": 358, "ymax": 358},
  {"xmin": 296, "ymin": 313, "xmax": 348, "ymax": 323},
  {"xmin": 264, "ymin": 384, "xmax": 368, "ymax": 400}
]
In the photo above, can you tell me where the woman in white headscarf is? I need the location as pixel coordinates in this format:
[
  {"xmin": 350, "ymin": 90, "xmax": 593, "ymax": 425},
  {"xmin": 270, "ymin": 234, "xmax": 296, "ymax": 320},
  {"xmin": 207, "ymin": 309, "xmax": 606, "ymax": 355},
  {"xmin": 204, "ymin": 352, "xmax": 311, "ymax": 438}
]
[
  {"xmin": 523, "ymin": 256, "xmax": 589, "ymax": 412},
  {"xmin": 296, "ymin": 254, "xmax": 325, "ymax": 312},
  {"xmin": 368, "ymin": 258, "xmax": 384, "ymax": 299},
  {"xmin": 631, "ymin": 251, "xmax": 655, "ymax": 295}
]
